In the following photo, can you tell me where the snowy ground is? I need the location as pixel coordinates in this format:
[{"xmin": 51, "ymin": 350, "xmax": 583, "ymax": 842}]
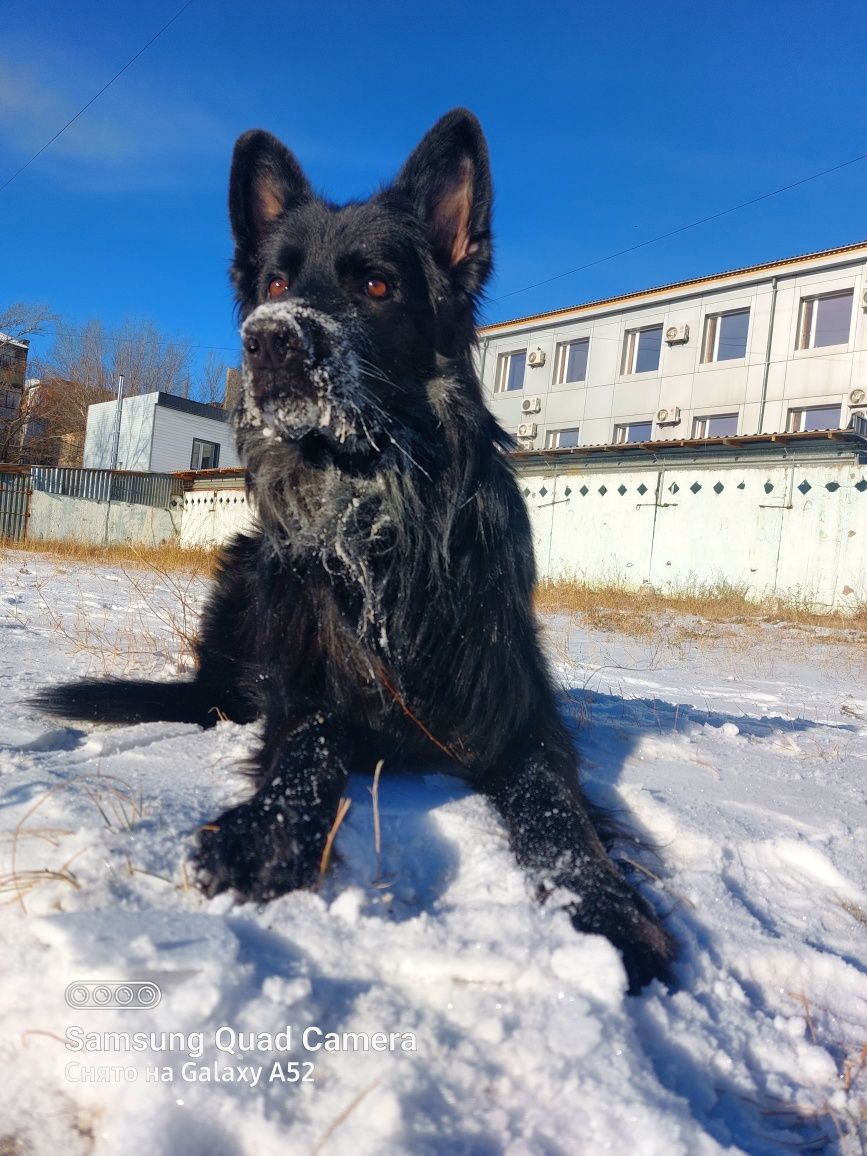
[{"xmin": 1, "ymin": 547, "xmax": 867, "ymax": 1156}]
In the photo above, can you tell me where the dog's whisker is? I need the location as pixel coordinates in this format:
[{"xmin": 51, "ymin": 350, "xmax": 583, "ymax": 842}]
[
  {"xmin": 346, "ymin": 401, "xmax": 382, "ymax": 453},
  {"xmin": 357, "ymin": 358, "xmax": 399, "ymax": 388},
  {"xmin": 383, "ymin": 432, "xmax": 432, "ymax": 480}
]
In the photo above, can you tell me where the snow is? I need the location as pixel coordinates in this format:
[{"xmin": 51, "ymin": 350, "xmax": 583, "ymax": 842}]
[{"xmin": 2, "ymin": 548, "xmax": 867, "ymax": 1154}]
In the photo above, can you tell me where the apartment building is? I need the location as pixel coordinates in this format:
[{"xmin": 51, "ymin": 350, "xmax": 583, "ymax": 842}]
[
  {"xmin": 478, "ymin": 240, "xmax": 867, "ymax": 449},
  {"xmin": 0, "ymin": 333, "xmax": 29, "ymax": 458}
]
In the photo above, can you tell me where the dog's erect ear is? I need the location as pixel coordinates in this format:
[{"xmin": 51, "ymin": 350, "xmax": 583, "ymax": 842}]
[
  {"xmin": 229, "ymin": 130, "xmax": 312, "ymax": 249},
  {"xmin": 392, "ymin": 109, "xmax": 492, "ymax": 293}
]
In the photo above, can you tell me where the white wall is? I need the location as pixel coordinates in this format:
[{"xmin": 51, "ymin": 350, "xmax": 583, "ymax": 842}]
[
  {"xmin": 480, "ymin": 246, "xmax": 867, "ymax": 449},
  {"xmin": 179, "ymin": 487, "xmax": 255, "ymax": 547},
  {"xmin": 84, "ymin": 394, "xmax": 240, "ymax": 473},
  {"xmin": 150, "ymin": 406, "xmax": 239, "ymax": 473},
  {"xmin": 521, "ymin": 452, "xmax": 867, "ymax": 611},
  {"xmin": 83, "ymin": 394, "xmax": 158, "ymax": 470},
  {"xmin": 16, "ymin": 445, "xmax": 867, "ymax": 611}
]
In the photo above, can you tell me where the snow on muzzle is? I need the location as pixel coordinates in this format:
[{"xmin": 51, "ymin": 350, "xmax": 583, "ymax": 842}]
[{"xmin": 238, "ymin": 301, "xmax": 364, "ymax": 445}]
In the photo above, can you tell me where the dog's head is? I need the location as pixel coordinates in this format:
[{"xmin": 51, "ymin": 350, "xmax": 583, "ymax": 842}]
[{"xmin": 227, "ymin": 110, "xmax": 492, "ymax": 482}]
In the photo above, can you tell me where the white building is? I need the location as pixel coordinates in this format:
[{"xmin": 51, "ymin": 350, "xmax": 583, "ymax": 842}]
[
  {"xmin": 83, "ymin": 391, "xmax": 240, "ymax": 473},
  {"xmin": 478, "ymin": 240, "xmax": 867, "ymax": 449}
]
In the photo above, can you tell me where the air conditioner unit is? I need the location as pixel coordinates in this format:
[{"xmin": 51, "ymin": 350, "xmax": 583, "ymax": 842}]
[
  {"xmin": 516, "ymin": 422, "xmax": 537, "ymax": 439},
  {"xmin": 521, "ymin": 396, "xmax": 542, "ymax": 414},
  {"xmin": 656, "ymin": 405, "xmax": 681, "ymax": 425},
  {"xmin": 664, "ymin": 324, "xmax": 689, "ymax": 345},
  {"xmin": 527, "ymin": 348, "xmax": 547, "ymax": 367},
  {"xmin": 849, "ymin": 388, "xmax": 866, "ymax": 406}
]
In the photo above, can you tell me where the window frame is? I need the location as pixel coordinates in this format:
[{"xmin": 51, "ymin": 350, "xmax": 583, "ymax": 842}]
[
  {"xmin": 190, "ymin": 438, "xmax": 221, "ymax": 470},
  {"xmin": 701, "ymin": 308, "xmax": 750, "ymax": 363},
  {"xmin": 786, "ymin": 404, "xmax": 842, "ymax": 433},
  {"xmin": 692, "ymin": 413, "xmax": 739, "ymax": 438},
  {"xmin": 613, "ymin": 419, "xmax": 653, "ymax": 445},
  {"xmin": 494, "ymin": 349, "xmax": 527, "ymax": 393},
  {"xmin": 796, "ymin": 289, "xmax": 854, "ymax": 351},
  {"xmin": 554, "ymin": 337, "xmax": 590, "ymax": 385},
  {"xmin": 545, "ymin": 427, "xmax": 580, "ymax": 449},
  {"xmin": 621, "ymin": 324, "xmax": 664, "ymax": 376}
]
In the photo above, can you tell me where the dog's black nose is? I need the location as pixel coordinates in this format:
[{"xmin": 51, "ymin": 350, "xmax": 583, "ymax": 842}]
[{"xmin": 243, "ymin": 319, "xmax": 304, "ymax": 371}]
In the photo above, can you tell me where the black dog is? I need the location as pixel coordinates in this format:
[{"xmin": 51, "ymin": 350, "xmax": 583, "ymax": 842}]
[{"xmin": 37, "ymin": 110, "xmax": 674, "ymax": 992}]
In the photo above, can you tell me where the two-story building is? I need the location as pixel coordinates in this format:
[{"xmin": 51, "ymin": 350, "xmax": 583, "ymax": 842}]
[{"xmin": 479, "ymin": 240, "xmax": 867, "ymax": 448}]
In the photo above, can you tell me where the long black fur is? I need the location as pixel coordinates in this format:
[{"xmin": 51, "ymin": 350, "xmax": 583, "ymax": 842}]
[{"xmin": 35, "ymin": 110, "xmax": 675, "ymax": 992}]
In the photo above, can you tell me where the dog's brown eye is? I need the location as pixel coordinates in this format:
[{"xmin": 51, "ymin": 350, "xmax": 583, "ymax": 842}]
[
  {"xmin": 268, "ymin": 278, "xmax": 289, "ymax": 299},
  {"xmin": 365, "ymin": 278, "xmax": 390, "ymax": 300}
]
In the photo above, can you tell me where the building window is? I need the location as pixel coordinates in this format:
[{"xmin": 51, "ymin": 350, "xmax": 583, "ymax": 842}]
[
  {"xmin": 622, "ymin": 325, "xmax": 663, "ymax": 374},
  {"xmin": 555, "ymin": 338, "xmax": 589, "ymax": 384},
  {"xmin": 702, "ymin": 309, "xmax": 750, "ymax": 362},
  {"xmin": 545, "ymin": 427, "xmax": 580, "ymax": 448},
  {"xmin": 191, "ymin": 438, "xmax": 220, "ymax": 469},
  {"xmin": 787, "ymin": 404, "xmax": 842, "ymax": 432},
  {"xmin": 614, "ymin": 420, "xmax": 653, "ymax": 444},
  {"xmin": 693, "ymin": 413, "xmax": 739, "ymax": 438},
  {"xmin": 797, "ymin": 290, "xmax": 854, "ymax": 350},
  {"xmin": 0, "ymin": 390, "xmax": 20, "ymax": 414},
  {"xmin": 495, "ymin": 349, "xmax": 527, "ymax": 392}
]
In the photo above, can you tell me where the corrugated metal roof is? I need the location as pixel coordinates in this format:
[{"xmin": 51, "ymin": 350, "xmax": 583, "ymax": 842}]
[
  {"xmin": 480, "ymin": 239, "xmax": 867, "ymax": 334},
  {"xmin": 173, "ymin": 466, "xmax": 247, "ymax": 489},
  {"xmin": 171, "ymin": 429, "xmax": 867, "ymax": 487},
  {"xmin": 512, "ymin": 426, "xmax": 867, "ymax": 461}
]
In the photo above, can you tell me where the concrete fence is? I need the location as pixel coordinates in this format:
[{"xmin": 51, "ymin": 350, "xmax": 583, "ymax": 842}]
[
  {"xmin": 177, "ymin": 475, "xmax": 254, "ymax": 547},
  {"xmin": 519, "ymin": 439, "xmax": 867, "ymax": 611},
  {"xmin": 3, "ymin": 429, "xmax": 867, "ymax": 612}
]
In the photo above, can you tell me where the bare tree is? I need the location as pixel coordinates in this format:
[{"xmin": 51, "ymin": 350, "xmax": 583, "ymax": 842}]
[
  {"xmin": 45, "ymin": 317, "xmax": 193, "ymax": 399},
  {"xmin": 17, "ymin": 317, "xmax": 197, "ymax": 465},
  {"xmin": 3, "ymin": 307, "xmax": 237, "ymax": 464},
  {"xmin": 0, "ymin": 301, "xmax": 56, "ymax": 344},
  {"xmin": 17, "ymin": 376, "xmax": 115, "ymax": 466},
  {"xmin": 198, "ymin": 350, "xmax": 238, "ymax": 406}
]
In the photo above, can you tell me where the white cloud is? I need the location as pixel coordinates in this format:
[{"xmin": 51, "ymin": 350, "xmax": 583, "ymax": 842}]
[{"xmin": 0, "ymin": 54, "xmax": 230, "ymax": 191}]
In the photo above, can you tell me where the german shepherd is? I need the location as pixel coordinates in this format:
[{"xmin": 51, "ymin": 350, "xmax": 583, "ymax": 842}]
[{"xmin": 36, "ymin": 110, "xmax": 674, "ymax": 992}]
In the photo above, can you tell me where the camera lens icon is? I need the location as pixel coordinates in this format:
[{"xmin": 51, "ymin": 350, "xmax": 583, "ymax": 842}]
[{"xmin": 65, "ymin": 981, "xmax": 161, "ymax": 1010}]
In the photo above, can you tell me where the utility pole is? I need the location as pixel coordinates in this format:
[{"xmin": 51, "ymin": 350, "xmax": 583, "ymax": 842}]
[
  {"xmin": 109, "ymin": 374, "xmax": 125, "ymax": 470},
  {"xmin": 104, "ymin": 374, "xmax": 125, "ymax": 545}
]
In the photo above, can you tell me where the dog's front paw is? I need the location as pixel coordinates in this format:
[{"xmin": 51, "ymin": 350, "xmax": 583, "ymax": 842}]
[
  {"xmin": 563, "ymin": 884, "xmax": 676, "ymax": 995},
  {"xmin": 541, "ymin": 863, "xmax": 675, "ymax": 995},
  {"xmin": 193, "ymin": 800, "xmax": 329, "ymax": 900}
]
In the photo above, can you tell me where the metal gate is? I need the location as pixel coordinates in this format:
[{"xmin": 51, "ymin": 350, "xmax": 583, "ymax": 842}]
[{"xmin": 0, "ymin": 469, "xmax": 31, "ymax": 540}]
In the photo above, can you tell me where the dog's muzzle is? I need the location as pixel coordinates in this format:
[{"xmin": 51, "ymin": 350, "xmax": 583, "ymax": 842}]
[
  {"xmin": 241, "ymin": 301, "xmax": 339, "ymax": 408},
  {"xmin": 243, "ymin": 318, "xmax": 303, "ymax": 375},
  {"xmin": 237, "ymin": 301, "xmax": 372, "ymax": 458}
]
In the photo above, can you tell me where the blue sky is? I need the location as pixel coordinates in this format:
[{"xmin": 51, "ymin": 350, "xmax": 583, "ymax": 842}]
[{"xmin": 2, "ymin": 0, "xmax": 867, "ymax": 388}]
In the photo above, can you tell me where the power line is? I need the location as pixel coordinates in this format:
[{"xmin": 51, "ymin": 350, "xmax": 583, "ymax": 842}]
[
  {"xmin": 0, "ymin": 0, "xmax": 198, "ymax": 194},
  {"xmin": 493, "ymin": 149, "xmax": 867, "ymax": 305},
  {"xmin": 32, "ymin": 322, "xmax": 237, "ymax": 357}
]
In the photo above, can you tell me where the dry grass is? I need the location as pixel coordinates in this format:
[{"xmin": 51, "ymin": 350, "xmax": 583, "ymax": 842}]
[
  {"xmin": 1, "ymin": 539, "xmax": 216, "ymax": 676},
  {"xmin": 319, "ymin": 798, "xmax": 352, "ymax": 877},
  {"xmin": 758, "ymin": 993, "xmax": 867, "ymax": 1154},
  {"xmin": 536, "ymin": 576, "xmax": 867, "ymax": 642},
  {"xmin": 0, "ymin": 774, "xmax": 185, "ymax": 912},
  {"xmin": 0, "ymin": 536, "xmax": 217, "ymax": 576},
  {"xmin": 8, "ymin": 538, "xmax": 866, "ymax": 636}
]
